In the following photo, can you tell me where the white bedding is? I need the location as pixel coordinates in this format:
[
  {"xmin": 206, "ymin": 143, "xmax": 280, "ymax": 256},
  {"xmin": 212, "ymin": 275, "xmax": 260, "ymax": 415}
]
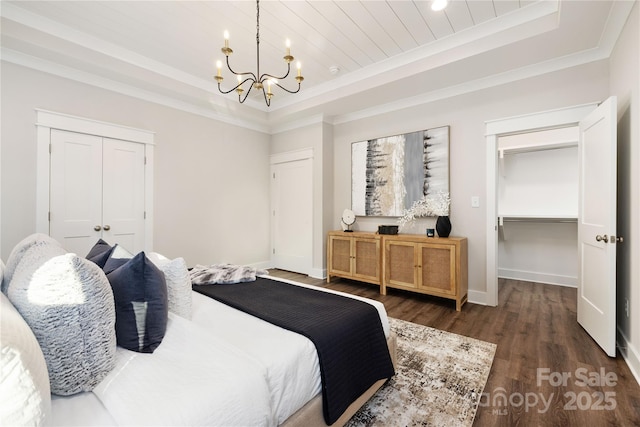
[
  {"xmin": 189, "ymin": 275, "xmax": 390, "ymax": 425},
  {"xmin": 50, "ymin": 275, "xmax": 390, "ymax": 426},
  {"xmin": 93, "ymin": 312, "xmax": 275, "ymax": 426}
]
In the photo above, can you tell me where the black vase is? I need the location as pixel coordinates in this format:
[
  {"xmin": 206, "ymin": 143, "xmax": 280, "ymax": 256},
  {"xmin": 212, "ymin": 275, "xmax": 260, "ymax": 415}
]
[{"xmin": 436, "ymin": 216, "xmax": 451, "ymax": 238}]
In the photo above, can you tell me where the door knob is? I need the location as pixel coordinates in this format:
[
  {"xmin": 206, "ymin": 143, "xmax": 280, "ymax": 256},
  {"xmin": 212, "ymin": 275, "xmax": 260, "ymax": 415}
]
[
  {"xmin": 94, "ymin": 225, "xmax": 102, "ymax": 231},
  {"xmin": 596, "ymin": 234, "xmax": 609, "ymax": 243},
  {"xmin": 103, "ymin": 225, "xmax": 111, "ymax": 231},
  {"xmin": 612, "ymin": 235, "xmax": 624, "ymax": 243}
]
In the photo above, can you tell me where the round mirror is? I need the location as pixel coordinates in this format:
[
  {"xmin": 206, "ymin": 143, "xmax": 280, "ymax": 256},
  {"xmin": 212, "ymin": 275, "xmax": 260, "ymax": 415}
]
[{"xmin": 341, "ymin": 209, "xmax": 356, "ymax": 232}]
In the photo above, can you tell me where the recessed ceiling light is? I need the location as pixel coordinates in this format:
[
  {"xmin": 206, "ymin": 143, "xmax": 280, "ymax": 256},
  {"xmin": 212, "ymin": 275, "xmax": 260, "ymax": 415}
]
[
  {"xmin": 431, "ymin": 0, "xmax": 448, "ymax": 11},
  {"xmin": 329, "ymin": 65, "xmax": 340, "ymax": 75}
]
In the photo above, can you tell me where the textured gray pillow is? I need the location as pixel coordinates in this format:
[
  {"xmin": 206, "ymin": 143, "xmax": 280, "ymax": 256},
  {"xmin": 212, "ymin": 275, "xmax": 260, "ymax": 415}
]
[
  {"xmin": 8, "ymin": 247, "xmax": 116, "ymax": 396},
  {"xmin": 148, "ymin": 252, "xmax": 192, "ymax": 319},
  {"xmin": 2, "ymin": 233, "xmax": 62, "ymax": 294}
]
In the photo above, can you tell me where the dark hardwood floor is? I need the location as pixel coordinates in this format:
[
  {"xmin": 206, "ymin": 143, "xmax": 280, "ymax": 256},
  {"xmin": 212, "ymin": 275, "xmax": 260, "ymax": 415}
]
[{"xmin": 268, "ymin": 269, "xmax": 640, "ymax": 426}]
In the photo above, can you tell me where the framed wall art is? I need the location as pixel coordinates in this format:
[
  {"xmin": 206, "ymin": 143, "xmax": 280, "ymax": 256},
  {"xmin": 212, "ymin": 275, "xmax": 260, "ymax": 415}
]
[{"xmin": 351, "ymin": 126, "xmax": 449, "ymax": 217}]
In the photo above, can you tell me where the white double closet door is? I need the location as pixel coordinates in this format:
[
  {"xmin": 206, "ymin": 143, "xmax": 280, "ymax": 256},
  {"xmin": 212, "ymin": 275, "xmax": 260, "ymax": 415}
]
[{"xmin": 49, "ymin": 129, "xmax": 145, "ymax": 257}]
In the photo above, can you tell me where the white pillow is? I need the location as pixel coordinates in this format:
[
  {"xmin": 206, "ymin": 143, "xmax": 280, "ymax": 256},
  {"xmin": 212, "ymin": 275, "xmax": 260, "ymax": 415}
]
[
  {"xmin": 8, "ymin": 248, "xmax": 117, "ymax": 396},
  {"xmin": 0, "ymin": 259, "xmax": 4, "ymax": 294},
  {"xmin": 147, "ymin": 252, "xmax": 192, "ymax": 319},
  {"xmin": 0, "ymin": 292, "xmax": 51, "ymax": 426}
]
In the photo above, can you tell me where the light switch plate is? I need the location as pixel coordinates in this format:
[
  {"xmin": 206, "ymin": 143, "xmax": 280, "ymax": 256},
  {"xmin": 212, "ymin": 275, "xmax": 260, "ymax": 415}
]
[{"xmin": 471, "ymin": 196, "xmax": 480, "ymax": 208}]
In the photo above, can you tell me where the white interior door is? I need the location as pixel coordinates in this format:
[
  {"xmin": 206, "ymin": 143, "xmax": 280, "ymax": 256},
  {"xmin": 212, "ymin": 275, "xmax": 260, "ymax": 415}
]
[
  {"xmin": 50, "ymin": 131, "xmax": 146, "ymax": 256},
  {"xmin": 102, "ymin": 138, "xmax": 145, "ymax": 253},
  {"xmin": 578, "ymin": 96, "xmax": 618, "ymax": 357},
  {"xmin": 271, "ymin": 158, "xmax": 312, "ymax": 275},
  {"xmin": 50, "ymin": 130, "xmax": 103, "ymax": 255}
]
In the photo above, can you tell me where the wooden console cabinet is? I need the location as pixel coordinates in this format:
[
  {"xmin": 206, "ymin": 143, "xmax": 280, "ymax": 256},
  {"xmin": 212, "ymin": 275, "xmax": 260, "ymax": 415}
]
[
  {"xmin": 326, "ymin": 231, "xmax": 468, "ymax": 311},
  {"xmin": 327, "ymin": 231, "xmax": 381, "ymax": 286},
  {"xmin": 382, "ymin": 235, "xmax": 467, "ymax": 311}
]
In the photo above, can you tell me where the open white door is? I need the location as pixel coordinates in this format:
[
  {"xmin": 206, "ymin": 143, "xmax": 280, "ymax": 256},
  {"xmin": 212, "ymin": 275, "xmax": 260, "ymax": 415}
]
[{"xmin": 577, "ymin": 96, "xmax": 618, "ymax": 357}]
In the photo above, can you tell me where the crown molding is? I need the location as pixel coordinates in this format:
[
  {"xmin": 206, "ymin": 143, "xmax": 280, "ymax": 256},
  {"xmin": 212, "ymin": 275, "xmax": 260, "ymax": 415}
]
[
  {"xmin": 2, "ymin": 0, "xmax": 632, "ymax": 134},
  {"xmin": 1, "ymin": 48, "xmax": 270, "ymax": 133},
  {"xmin": 0, "ymin": 1, "xmax": 269, "ymax": 114},
  {"xmin": 331, "ymin": 45, "xmax": 610, "ymax": 125}
]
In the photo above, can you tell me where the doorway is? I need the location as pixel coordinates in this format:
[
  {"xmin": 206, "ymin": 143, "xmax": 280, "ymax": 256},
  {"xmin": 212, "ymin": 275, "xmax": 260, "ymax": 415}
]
[
  {"xmin": 486, "ymin": 99, "xmax": 619, "ymax": 357},
  {"xmin": 270, "ymin": 149, "xmax": 313, "ymax": 275},
  {"xmin": 485, "ymin": 103, "xmax": 599, "ymax": 306}
]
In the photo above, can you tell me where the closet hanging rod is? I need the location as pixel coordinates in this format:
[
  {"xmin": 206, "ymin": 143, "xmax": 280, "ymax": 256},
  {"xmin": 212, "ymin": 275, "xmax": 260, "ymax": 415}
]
[{"xmin": 499, "ymin": 216, "xmax": 577, "ymax": 224}]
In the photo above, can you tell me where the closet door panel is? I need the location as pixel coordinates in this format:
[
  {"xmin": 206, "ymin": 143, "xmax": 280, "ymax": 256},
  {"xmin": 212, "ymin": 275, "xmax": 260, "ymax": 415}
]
[
  {"xmin": 102, "ymin": 138, "xmax": 145, "ymax": 253},
  {"xmin": 50, "ymin": 130, "xmax": 103, "ymax": 255}
]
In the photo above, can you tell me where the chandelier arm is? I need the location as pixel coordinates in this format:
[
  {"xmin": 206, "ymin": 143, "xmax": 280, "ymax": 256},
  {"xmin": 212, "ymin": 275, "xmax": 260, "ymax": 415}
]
[
  {"xmin": 225, "ymin": 56, "xmax": 257, "ymax": 81},
  {"xmin": 239, "ymin": 83, "xmax": 254, "ymax": 104},
  {"xmin": 218, "ymin": 77, "xmax": 256, "ymax": 95},
  {"xmin": 273, "ymin": 81, "xmax": 302, "ymax": 94},
  {"xmin": 259, "ymin": 69, "xmax": 291, "ymax": 83},
  {"xmin": 261, "ymin": 86, "xmax": 271, "ymax": 107}
]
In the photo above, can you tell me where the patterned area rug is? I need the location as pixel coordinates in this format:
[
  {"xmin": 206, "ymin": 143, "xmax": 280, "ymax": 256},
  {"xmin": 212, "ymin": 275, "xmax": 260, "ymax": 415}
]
[{"xmin": 347, "ymin": 318, "xmax": 496, "ymax": 427}]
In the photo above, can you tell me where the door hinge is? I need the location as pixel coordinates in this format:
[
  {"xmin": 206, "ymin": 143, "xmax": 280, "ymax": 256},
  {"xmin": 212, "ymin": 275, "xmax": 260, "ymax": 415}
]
[
  {"xmin": 273, "ymin": 172, "xmax": 275, "ymax": 179},
  {"xmin": 273, "ymin": 248, "xmax": 275, "ymax": 254},
  {"xmin": 49, "ymin": 143, "xmax": 52, "ymax": 154},
  {"xmin": 48, "ymin": 212, "xmax": 51, "ymax": 222},
  {"xmin": 144, "ymin": 156, "xmax": 147, "ymax": 165},
  {"xmin": 144, "ymin": 211, "xmax": 146, "ymax": 219}
]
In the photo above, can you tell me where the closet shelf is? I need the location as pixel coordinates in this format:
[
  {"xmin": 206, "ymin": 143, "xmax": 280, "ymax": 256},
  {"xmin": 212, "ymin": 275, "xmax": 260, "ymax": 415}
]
[{"xmin": 499, "ymin": 139, "xmax": 578, "ymax": 157}]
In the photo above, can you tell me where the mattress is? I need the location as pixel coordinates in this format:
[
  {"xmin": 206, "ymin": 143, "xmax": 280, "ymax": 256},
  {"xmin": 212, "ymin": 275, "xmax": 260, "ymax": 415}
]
[{"xmin": 49, "ymin": 275, "xmax": 391, "ymax": 426}]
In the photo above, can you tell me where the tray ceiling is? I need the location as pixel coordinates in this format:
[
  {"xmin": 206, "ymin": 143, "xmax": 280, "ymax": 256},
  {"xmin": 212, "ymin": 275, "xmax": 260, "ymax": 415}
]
[{"xmin": 0, "ymin": 1, "xmax": 634, "ymax": 130}]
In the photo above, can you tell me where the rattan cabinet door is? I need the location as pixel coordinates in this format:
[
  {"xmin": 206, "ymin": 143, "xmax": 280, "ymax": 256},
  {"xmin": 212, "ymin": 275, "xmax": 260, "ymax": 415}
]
[
  {"xmin": 385, "ymin": 240, "xmax": 418, "ymax": 288},
  {"xmin": 419, "ymin": 243, "xmax": 456, "ymax": 295},
  {"xmin": 328, "ymin": 236, "xmax": 353, "ymax": 276},
  {"xmin": 353, "ymin": 238, "xmax": 380, "ymax": 282}
]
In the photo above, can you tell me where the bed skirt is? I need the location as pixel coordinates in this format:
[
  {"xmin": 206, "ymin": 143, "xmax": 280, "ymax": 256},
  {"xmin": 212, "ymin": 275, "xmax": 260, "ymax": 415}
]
[{"xmin": 282, "ymin": 332, "xmax": 397, "ymax": 427}]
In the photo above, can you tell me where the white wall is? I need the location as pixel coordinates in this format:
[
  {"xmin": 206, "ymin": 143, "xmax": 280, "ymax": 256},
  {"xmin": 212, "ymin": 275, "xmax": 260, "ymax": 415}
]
[
  {"xmin": 610, "ymin": 2, "xmax": 640, "ymax": 383},
  {"xmin": 332, "ymin": 61, "xmax": 610, "ymax": 298},
  {"xmin": 0, "ymin": 62, "xmax": 271, "ymax": 267}
]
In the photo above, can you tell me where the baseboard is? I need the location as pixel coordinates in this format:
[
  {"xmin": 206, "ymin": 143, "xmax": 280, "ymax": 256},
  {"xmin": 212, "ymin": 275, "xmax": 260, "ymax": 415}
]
[
  {"xmin": 309, "ymin": 267, "xmax": 326, "ymax": 280},
  {"xmin": 617, "ymin": 327, "xmax": 640, "ymax": 387},
  {"xmin": 498, "ymin": 268, "xmax": 577, "ymax": 287},
  {"xmin": 468, "ymin": 290, "xmax": 488, "ymax": 306},
  {"xmin": 248, "ymin": 260, "xmax": 273, "ymax": 271}
]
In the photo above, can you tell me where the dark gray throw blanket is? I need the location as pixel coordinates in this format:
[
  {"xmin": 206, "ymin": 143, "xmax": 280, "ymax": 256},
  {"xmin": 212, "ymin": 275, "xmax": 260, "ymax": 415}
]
[{"xmin": 193, "ymin": 277, "xmax": 395, "ymax": 425}]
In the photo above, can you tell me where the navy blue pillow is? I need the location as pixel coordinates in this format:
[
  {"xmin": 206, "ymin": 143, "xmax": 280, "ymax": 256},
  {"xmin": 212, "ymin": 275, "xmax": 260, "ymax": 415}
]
[
  {"xmin": 106, "ymin": 252, "xmax": 168, "ymax": 353},
  {"xmin": 86, "ymin": 239, "xmax": 113, "ymax": 268},
  {"xmin": 102, "ymin": 244, "xmax": 134, "ymax": 275}
]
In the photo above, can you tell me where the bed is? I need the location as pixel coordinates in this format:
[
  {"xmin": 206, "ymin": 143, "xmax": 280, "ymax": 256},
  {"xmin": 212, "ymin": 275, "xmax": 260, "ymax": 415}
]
[{"xmin": 1, "ymin": 234, "xmax": 396, "ymax": 427}]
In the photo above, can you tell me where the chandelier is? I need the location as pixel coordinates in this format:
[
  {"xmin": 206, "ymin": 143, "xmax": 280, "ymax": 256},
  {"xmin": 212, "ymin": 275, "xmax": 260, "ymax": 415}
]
[{"xmin": 215, "ymin": 0, "xmax": 303, "ymax": 107}]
